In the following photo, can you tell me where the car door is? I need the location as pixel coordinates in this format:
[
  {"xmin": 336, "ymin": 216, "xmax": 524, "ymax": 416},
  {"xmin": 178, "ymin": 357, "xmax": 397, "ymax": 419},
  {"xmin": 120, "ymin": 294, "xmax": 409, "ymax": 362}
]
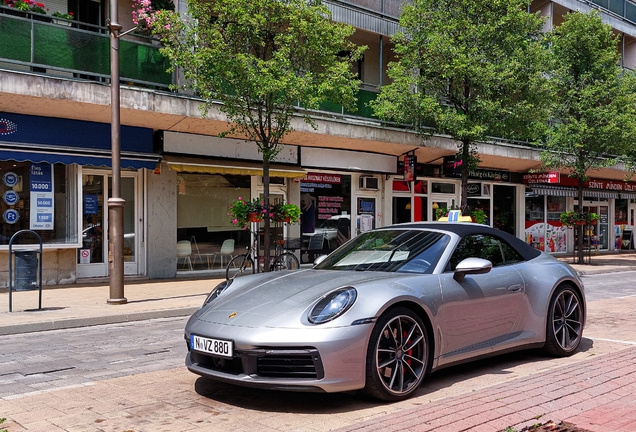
[{"xmin": 437, "ymin": 234, "xmax": 526, "ymax": 364}]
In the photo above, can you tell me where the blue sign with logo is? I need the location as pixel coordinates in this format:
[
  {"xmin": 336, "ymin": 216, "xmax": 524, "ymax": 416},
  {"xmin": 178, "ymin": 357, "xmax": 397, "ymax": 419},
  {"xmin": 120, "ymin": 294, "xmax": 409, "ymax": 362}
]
[
  {"xmin": 3, "ymin": 172, "xmax": 18, "ymax": 187},
  {"xmin": 3, "ymin": 190, "xmax": 19, "ymax": 206},
  {"xmin": 3, "ymin": 209, "xmax": 19, "ymax": 224}
]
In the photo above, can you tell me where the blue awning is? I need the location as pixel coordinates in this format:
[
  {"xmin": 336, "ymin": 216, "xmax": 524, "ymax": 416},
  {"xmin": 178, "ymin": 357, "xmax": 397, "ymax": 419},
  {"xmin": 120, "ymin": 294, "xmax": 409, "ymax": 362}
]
[{"xmin": 0, "ymin": 147, "xmax": 159, "ymax": 170}]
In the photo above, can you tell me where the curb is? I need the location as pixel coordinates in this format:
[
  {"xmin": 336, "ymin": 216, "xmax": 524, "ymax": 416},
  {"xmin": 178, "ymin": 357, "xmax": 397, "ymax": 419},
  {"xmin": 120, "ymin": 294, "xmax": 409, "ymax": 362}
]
[{"xmin": 0, "ymin": 307, "xmax": 199, "ymax": 336}]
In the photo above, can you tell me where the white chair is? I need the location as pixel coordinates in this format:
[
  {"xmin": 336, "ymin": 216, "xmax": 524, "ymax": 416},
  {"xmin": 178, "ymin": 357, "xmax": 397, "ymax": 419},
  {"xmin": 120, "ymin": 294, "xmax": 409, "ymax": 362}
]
[
  {"xmin": 177, "ymin": 240, "xmax": 193, "ymax": 271},
  {"xmin": 212, "ymin": 239, "xmax": 235, "ymax": 268}
]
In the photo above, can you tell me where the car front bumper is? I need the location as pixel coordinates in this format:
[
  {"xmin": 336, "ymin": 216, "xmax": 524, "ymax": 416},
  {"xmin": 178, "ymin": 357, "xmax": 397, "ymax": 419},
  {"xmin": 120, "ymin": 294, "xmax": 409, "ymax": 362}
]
[{"xmin": 184, "ymin": 319, "xmax": 373, "ymax": 393}]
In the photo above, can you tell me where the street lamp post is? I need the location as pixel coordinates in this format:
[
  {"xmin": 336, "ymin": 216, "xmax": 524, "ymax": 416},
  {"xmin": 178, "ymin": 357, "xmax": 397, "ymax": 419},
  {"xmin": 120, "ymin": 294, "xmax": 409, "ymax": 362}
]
[{"xmin": 107, "ymin": 2, "xmax": 127, "ymax": 305}]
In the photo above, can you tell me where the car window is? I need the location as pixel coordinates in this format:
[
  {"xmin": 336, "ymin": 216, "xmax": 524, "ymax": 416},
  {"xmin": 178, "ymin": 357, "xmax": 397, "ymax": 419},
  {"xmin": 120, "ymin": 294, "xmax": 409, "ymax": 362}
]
[
  {"xmin": 448, "ymin": 234, "xmax": 504, "ymax": 270},
  {"xmin": 448, "ymin": 234, "xmax": 524, "ymax": 271},
  {"xmin": 314, "ymin": 229, "xmax": 449, "ymax": 274},
  {"xmin": 500, "ymin": 240, "xmax": 524, "ymax": 265}
]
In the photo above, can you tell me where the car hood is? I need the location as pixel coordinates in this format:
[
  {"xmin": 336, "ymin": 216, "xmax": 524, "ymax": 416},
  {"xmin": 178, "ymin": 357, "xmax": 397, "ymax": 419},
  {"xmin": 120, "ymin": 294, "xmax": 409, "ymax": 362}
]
[{"xmin": 193, "ymin": 269, "xmax": 400, "ymax": 328}]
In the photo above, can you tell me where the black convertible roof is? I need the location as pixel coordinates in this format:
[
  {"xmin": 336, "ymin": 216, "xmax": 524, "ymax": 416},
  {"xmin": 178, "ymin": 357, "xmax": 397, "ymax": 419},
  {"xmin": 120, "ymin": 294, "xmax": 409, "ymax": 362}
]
[{"xmin": 382, "ymin": 222, "xmax": 542, "ymax": 262}]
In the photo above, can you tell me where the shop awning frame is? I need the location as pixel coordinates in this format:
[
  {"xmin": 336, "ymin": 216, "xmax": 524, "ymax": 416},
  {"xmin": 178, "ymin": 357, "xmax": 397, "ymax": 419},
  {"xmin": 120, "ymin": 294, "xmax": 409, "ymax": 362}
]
[
  {"xmin": 0, "ymin": 144, "xmax": 159, "ymax": 170},
  {"xmin": 530, "ymin": 185, "xmax": 619, "ymax": 199},
  {"xmin": 164, "ymin": 156, "xmax": 306, "ymax": 178}
]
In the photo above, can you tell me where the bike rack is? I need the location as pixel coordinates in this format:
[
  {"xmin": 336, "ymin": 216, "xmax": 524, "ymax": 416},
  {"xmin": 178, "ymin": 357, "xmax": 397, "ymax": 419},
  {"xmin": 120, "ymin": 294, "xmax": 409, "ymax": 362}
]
[{"xmin": 8, "ymin": 229, "xmax": 43, "ymax": 312}]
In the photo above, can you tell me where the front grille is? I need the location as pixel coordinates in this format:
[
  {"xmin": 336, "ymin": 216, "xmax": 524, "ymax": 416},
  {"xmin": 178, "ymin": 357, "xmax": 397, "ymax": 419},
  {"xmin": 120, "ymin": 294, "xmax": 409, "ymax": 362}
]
[
  {"xmin": 256, "ymin": 349, "xmax": 323, "ymax": 379},
  {"xmin": 190, "ymin": 351, "xmax": 244, "ymax": 375}
]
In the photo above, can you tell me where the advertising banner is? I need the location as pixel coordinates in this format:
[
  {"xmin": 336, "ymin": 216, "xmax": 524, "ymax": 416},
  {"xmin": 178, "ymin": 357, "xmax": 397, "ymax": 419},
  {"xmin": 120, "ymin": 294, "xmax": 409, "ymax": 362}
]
[{"xmin": 29, "ymin": 163, "xmax": 54, "ymax": 230}]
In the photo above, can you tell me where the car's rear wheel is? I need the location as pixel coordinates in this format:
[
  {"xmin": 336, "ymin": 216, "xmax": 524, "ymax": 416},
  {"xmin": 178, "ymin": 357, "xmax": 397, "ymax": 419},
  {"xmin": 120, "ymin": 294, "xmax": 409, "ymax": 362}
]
[
  {"xmin": 544, "ymin": 285, "xmax": 583, "ymax": 356},
  {"xmin": 364, "ymin": 307, "xmax": 428, "ymax": 401}
]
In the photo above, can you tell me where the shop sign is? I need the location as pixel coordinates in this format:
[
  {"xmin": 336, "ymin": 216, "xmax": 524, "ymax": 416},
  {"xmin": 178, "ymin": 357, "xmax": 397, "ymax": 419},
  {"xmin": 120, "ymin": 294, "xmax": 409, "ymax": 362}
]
[
  {"xmin": 466, "ymin": 183, "xmax": 482, "ymax": 197},
  {"xmin": 443, "ymin": 156, "xmax": 510, "ymax": 181},
  {"xmin": 300, "ymin": 173, "xmax": 342, "ymax": 184},
  {"xmin": 29, "ymin": 163, "xmax": 54, "ymax": 230},
  {"xmin": 403, "ymin": 154, "xmax": 416, "ymax": 182},
  {"xmin": 585, "ymin": 179, "xmax": 636, "ymax": 192},
  {"xmin": 523, "ymin": 172, "xmax": 560, "ymax": 184},
  {"xmin": 524, "ymin": 172, "xmax": 636, "ymax": 192}
]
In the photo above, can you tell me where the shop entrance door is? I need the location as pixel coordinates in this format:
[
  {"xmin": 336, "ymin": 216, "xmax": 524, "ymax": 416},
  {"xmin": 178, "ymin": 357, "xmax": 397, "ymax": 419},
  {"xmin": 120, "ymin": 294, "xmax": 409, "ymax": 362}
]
[
  {"xmin": 77, "ymin": 172, "xmax": 140, "ymax": 278},
  {"xmin": 582, "ymin": 203, "xmax": 609, "ymax": 250}
]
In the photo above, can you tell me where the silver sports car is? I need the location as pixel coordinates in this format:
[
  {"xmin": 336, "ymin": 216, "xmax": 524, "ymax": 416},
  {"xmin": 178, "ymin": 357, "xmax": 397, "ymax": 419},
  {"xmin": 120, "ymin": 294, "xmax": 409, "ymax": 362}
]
[{"xmin": 184, "ymin": 222, "xmax": 585, "ymax": 401}]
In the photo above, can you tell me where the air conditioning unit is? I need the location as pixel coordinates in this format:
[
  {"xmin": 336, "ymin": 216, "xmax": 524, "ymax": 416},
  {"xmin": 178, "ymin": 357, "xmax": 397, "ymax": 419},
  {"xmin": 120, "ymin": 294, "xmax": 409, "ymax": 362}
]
[{"xmin": 359, "ymin": 176, "xmax": 379, "ymax": 190}]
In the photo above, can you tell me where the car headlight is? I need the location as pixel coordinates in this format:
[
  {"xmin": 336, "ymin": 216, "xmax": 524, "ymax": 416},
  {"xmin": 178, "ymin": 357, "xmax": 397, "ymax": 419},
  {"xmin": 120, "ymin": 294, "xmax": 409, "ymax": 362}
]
[
  {"xmin": 203, "ymin": 279, "xmax": 232, "ymax": 306},
  {"xmin": 308, "ymin": 287, "xmax": 357, "ymax": 324}
]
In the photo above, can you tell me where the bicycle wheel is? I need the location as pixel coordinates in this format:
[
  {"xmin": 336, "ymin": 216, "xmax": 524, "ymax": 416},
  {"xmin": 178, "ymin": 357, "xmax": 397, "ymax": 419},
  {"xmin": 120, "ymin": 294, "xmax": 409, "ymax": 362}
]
[
  {"xmin": 271, "ymin": 252, "xmax": 300, "ymax": 272},
  {"xmin": 226, "ymin": 254, "xmax": 255, "ymax": 280}
]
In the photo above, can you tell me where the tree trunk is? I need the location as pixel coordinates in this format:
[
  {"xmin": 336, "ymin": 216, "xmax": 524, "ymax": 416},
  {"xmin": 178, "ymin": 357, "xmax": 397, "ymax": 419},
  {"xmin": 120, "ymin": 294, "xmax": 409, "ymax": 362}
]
[
  {"xmin": 262, "ymin": 160, "xmax": 271, "ymax": 271},
  {"xmin": 460, "ymin": 142, "xmax": 470, "ymax": 209},
  {"xmin": 577, "ymin": 181, "xmax": 585, "ymax": 264}
]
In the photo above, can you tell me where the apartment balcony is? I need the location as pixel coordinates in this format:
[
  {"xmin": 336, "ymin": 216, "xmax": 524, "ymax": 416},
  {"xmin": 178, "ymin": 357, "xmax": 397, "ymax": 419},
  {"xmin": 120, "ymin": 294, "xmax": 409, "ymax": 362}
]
[{"xmin": 0, "ymin": 7, "xmax": 172, "ymax": 88}]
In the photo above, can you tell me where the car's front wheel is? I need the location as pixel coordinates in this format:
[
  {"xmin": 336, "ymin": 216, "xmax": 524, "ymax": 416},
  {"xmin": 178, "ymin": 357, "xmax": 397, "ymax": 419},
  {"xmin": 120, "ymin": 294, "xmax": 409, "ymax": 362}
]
[
  {"xmin": 364, "ymin": 307, "xmax": 429, "ymax": 401},
  {"xmin": 544, "ymin": 285, "xmax": 583, "ymax": 356}
]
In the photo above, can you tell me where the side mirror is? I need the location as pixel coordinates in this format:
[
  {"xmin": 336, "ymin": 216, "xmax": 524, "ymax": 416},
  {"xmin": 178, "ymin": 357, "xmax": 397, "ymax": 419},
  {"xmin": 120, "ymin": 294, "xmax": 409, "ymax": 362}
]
[
  {"xmin": 313, "ymin": 255, "xmax": 328, "ymax": 267},
  {"xmin": 453, "ymin": 257, "xmax": 492, "ymax": 282}
]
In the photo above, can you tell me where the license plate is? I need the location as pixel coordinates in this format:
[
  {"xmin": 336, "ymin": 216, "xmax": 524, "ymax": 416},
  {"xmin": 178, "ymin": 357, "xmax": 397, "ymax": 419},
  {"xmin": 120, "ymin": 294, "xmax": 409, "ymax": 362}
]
[{"xmin": 190, "ymin": 334, "xmax": 234, "ymax": 358}]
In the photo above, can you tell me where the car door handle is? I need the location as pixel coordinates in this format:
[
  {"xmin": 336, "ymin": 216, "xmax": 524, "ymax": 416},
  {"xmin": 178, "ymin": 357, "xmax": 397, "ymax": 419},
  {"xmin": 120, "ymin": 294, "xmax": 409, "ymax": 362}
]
[{"xmin": 508, "ymin": 284, "xmax": 523, "ymax": 292}]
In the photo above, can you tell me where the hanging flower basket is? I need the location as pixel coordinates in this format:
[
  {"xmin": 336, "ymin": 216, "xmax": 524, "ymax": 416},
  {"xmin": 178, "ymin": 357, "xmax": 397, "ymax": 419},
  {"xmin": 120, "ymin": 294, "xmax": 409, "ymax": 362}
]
[
  {"xmin": 228, "ymin": 197, "xmax": 265, "ymax": 228},
  {"xmin": 248, "ymin": 212, "xmax": 263, "ymax": 223},
  {"xmin": 270, "ymin": 202, "xmax": 301, "ymax": 225}
]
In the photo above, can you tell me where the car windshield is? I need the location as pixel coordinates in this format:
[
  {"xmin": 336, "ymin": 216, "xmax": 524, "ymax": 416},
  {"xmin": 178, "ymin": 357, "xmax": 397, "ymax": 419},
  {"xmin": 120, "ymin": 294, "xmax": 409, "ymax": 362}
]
[
  {"xmin": 318, "ymin": 220, "xmax": 339, "ymax": 229},
  {"xmin": 314, "ymin": 229, "xmax": 449, "ymax": 273}
]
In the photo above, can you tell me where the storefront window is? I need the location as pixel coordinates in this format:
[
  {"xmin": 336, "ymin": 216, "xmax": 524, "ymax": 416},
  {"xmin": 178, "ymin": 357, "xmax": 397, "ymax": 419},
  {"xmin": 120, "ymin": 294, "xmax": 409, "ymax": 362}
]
[
  {"xmin": 392, "ymin": 180, "xmax": 428, "ymax": 223},
  {"xmin": 525, "ymin": 195, "xmax": 567, "ymax": 252},
  {"xmin": 0, "ymin": 161, "xmax": 77, "ymax": 246},
  {"xmin": 431, "ymin": 182, "xmax": 455, "ymax": 194},
  {"xmin": 299, "ymin": 173, "xmax": 351, "ymax": 263},
  {"xmin": 493, "ymin": 185, "xmax": 516, "ymax": 234},
  {"xmin": 176, "ymin": 173, "xmax": 250, "ymax": 271},
  {"xmin": 525, "ymin": 195, "xmax": 545, "ymax": 251},
  {"xmin": 615, "ymin": 199, "xmax": 629, "ymax": 250},
  {"xmin": 546, "ymin": 196, "xmax": 567, "ymax": 252}
]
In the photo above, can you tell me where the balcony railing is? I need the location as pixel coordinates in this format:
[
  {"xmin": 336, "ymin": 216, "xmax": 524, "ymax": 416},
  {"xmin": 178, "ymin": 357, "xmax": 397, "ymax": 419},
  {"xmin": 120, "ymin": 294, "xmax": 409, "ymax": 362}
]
[
  {"xmin": 0, "ymin": 7, "xmax": 171, "ymax": 88},
  {"xmin": 0, "ymin": 7, "xmax": 381, "ymax": 120}
]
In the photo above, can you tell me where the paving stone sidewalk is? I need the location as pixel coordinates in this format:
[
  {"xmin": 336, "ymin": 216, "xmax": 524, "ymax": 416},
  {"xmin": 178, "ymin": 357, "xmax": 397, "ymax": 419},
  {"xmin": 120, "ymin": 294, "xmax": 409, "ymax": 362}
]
[{"xmin": 336, "ymin": 346, "xmax": 636, "ymax": 432}]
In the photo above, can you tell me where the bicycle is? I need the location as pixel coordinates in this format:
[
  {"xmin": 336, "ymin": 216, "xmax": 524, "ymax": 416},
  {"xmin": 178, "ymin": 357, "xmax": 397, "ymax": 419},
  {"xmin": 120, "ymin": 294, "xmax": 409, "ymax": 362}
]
[
  {"xmin": 226, "ymin": 236, "xmax": 300, "ymax": 280},
  {"xmin": 270, "ymin": 238, "xmax": 300, "ymax": 272}
]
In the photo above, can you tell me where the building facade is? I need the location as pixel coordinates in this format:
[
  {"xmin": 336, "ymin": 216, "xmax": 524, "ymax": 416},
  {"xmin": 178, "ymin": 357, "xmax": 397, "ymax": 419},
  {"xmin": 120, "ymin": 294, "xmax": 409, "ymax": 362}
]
[{"xmin": 0, "ymin": 0, "xmax": 635, "ymax": 286}]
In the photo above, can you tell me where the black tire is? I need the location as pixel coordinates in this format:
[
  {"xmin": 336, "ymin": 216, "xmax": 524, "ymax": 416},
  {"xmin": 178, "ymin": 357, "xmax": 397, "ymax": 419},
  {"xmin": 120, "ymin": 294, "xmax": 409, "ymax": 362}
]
[
  {"xmin": 364, "ymin": 307, "xmax": 428, "ymax": 401},
  {"xmin": 271, "ymin": 252, "xmax": 300, "ymax": 272},
  {"xmin": 226, "ymin": 254, "xmax": 254, "ymax": 280},
  {"xmin": 543, "ymin": 285, "xmax": 584, "ymax": 357}
]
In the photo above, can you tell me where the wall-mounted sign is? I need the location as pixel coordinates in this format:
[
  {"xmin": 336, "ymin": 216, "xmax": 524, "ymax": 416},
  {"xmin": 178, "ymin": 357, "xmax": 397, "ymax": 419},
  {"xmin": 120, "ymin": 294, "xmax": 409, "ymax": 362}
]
[
  {"xmin": 522, "ymin": 172, "xmax": 560, "ymax": 184},
  {"xmin": 29, "ymin": 163, "xmax": 54, "ymax": 230},
  {"xmin": 3, "ymin": 209, "xmax": 19, "ymax": 224},
  {"xmin": 3, "ymin": 190, "xmax": 19, "ymax": 206},
  {"xmin": 3, "ymin": 172, "xmax": 18, "ymax": 187},
  {"xmin": 403, "ymin": 154, "xmax": 416, "ymax": 182},
  {"xmin": 443, "ymin": 156, "xmax": 510, "ymax": 181}
]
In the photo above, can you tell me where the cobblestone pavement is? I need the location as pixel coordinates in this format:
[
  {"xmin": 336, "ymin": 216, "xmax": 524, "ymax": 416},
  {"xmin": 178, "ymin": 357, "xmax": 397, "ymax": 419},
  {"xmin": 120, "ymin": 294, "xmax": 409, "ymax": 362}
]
[{"xmin": 0, "ymin": 254, "xmax": 635, "ymax": 431}]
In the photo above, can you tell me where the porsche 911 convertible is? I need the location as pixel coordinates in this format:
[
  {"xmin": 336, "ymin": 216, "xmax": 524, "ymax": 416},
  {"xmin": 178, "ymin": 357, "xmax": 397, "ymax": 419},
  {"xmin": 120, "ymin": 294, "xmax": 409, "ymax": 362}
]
[{"xmin": 184, "ymin": 222, "xmax": 585, "ymax": 401}]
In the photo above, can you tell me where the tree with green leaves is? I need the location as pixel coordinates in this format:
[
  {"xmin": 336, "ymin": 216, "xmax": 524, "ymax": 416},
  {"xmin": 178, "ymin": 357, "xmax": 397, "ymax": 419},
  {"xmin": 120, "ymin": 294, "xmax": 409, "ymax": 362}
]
[
  {"xmin": 541, "ymin": 10, "xmax": 636, "ymax": 263},
  {"xmin": 372, "ymin": 0, "xmax": 549, "ymax": 208},
  {"xmin": 149, "ymin": 0, "xmax": 364, "ymax": 269}
]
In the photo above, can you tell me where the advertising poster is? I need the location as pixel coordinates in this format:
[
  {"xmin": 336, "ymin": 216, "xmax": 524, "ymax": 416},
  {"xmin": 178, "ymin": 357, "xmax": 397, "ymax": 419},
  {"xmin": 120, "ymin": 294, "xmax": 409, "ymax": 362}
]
[{"xmin": 29, "ymin": 163, "xmax": 54, "ymax": 230}]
